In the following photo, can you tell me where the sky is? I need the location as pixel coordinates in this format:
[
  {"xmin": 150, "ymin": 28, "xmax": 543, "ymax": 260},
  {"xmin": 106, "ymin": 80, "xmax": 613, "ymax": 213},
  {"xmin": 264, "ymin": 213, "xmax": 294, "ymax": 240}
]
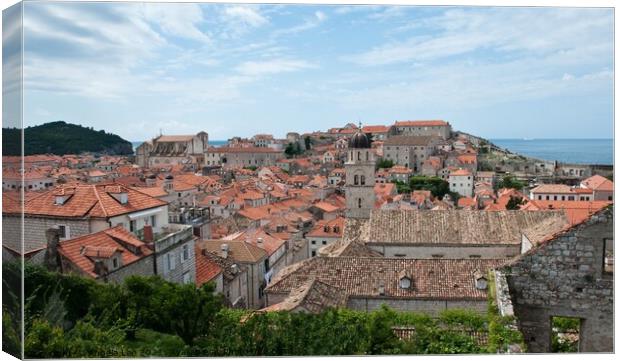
[{"xmin": 4, "ymin": 2, "xmax": 614, "ymax": 141}]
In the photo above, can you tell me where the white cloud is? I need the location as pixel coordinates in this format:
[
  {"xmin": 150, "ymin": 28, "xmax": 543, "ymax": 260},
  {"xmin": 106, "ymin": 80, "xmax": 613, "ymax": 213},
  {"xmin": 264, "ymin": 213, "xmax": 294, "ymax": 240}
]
[
  {"xmin": 223, "ymin": 5, "xmax": 268, "ymax": 28},
  {"xmin": 137, "ymin": 3, "xmax": 210, "ymax": 43},
  {"xmin": 236, "ymin": 59, "xmax": 317, "ymax": 76},
  {"xmin": 347, "ymin": 8, "xmax": 613, "ymax": 67},
  {"xmin": 272, "ymin": 10, "xmax": 327, "ymax": 37}
]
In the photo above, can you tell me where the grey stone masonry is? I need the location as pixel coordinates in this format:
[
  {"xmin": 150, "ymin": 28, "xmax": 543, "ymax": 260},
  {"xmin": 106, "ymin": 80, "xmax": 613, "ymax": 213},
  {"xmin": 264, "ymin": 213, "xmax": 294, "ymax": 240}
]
[{"xmin": 503, "ymin": 206, "xmax": 613, "ymax": 353}]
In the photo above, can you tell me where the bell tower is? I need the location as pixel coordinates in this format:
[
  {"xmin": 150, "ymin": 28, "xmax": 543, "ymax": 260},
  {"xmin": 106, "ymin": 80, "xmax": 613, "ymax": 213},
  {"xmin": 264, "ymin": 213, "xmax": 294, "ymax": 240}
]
[{"xmin": 345, "ymin": 126, "xmax": 375, "ymax": 219}]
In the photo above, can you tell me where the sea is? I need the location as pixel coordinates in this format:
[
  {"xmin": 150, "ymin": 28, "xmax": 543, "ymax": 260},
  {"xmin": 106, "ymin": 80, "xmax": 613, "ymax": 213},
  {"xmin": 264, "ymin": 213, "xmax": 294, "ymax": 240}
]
[
  {"xmin": 491, "ymin": 139, "xmax": 613, "ymax": 165},
  {"xmin": 131, "ymin": 139, "xmax": 614, "ymax": 166}
]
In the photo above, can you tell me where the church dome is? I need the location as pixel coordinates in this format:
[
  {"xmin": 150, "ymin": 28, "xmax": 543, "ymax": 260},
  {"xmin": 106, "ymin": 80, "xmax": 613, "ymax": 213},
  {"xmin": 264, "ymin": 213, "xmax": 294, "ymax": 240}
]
[{"xmin": 349, "ymin": 130, "xmax": 371, "ymax": 149}]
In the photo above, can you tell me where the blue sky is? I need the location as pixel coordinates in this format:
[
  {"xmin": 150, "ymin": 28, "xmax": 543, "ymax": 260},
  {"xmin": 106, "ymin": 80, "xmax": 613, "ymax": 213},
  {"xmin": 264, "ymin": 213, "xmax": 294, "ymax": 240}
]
[{"xmin": 9, "ymin": 3, "xmax": 614, "ymax": 140}]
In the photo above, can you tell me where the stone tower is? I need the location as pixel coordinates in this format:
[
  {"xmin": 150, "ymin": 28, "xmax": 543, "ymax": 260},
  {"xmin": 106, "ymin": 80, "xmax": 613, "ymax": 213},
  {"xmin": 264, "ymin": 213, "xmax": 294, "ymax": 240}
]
[{"xmin": 345, "ymin": 127, "xmax": 375, "ymax": 219}]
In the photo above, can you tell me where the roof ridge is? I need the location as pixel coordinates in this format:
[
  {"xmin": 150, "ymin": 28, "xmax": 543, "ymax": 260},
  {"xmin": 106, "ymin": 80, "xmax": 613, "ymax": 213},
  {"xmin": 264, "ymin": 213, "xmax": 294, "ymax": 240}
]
[{"xmin": 91, "ymin": 185, "xmax": 109, "ymax": 218}]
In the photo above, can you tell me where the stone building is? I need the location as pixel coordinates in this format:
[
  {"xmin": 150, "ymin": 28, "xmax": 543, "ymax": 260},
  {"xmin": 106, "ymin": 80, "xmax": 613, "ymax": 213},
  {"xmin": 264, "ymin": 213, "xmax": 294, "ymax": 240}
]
[
  {"xmin": 329, "ymin": 209, "xmax": 569, "ymax": 260},
  {"xmin": 345, "ymin": 129, "xmax": 375, "ymax": 219},
  {"xmin": 196, "ymin": 239, "xmax": 268, "ymax": 309},
  {"xmin": 53, "ymin": 225, "xmax": 154, "ymax": 283},
  {"xmin": 195, "ymin": 245, "xmax": 249, "ymax": 308},
  {"xmin": 136, "ymin": 132, "xmax": 209, "ymax": 170},
  {"xmin": 2, "ymin": 184, "xmax": 168, "ymax": 264},
  {"xmin": 449, "ymin": 168, "xmax": 474, "ymax": 198},
  {"xmin": 265, "ymin": 257, "xmax": 506, "ymax": 314},
  {"xmin": 497, "ymin": 207, "xmax": 613, "ymax": 352},
  {"xmin": 382, "ymin": 136, "xmax": 439, "ymax": 172},
  {"xmin": 580, "ymin": 175, "xmax": 613, "ymax": 201},
  {"xmin": 205, "ymin": 147, "xmax": 284, "ymax": 169},
  {"xmin": 390, "ymin": 120, "xmax": 452, "ymax": 140}
]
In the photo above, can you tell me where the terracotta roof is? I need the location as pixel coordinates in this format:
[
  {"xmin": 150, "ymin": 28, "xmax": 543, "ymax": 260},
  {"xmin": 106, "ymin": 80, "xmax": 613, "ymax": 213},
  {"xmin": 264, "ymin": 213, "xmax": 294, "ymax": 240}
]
[
  {"xmin": 581, "ymin": 175, "xmax": 613, "ymax": 192},
  {"xmin": 266, "ymin": 257, "xmax": 506, "ymax": 300},
  {"xmin": 259, "ymin": 278, "xmax": 348, "ymax": 313},
  {"xmin": 529, "ymin": 184, "xmax": 573, "ymax": 194},
  {"xmin": 307, "ymin": 217, "xmax": 345, "ymax": 238},
  {"xmin": 224, "ymin": 228, "xmax": 286, "ymax": 257},
  {"xmin": 458, "ymin": 197, "xmax": 476, "ymax": 208},
  {"xmin": 394, "ymin": 120, "xmax": 449, "ymax": 127},
  {"xmin": 312, "ymin": 201, "xmax": 340, "ymax": 213},
  {"xmin": 156, "ymin": 135, "xmax": 196, "ymax": 142},
  {"xmin": 525, "ymin": 200, "xmax": 611, "ymax": 225},
  {"xmin": 133, "ymin": 186, "xmax": 168, "ymax": 198},
  {"xmin": 197, "ymin": 239, "xmax": 266, "ymax": 263},
  {"xmin": 359, "ymin": 209, "xmax": 567, "ymax": 246},
  {"xmin": 195, "ymin": 245, "xmax": 223, "ymax": 287},
  {"xmin": 450, "ymin": 169, "xmax": 472, "ymax": 177},
  {"xmin": 24, "ymin": 184, "xmax": 167, "ymax": 218},
  {"xmin": 57, "ymin": 226, "xmax": 152, "ymax": 278},
  {"xmin": 362, "ymin": 125, "xmax": 390, "ymax": 133}
]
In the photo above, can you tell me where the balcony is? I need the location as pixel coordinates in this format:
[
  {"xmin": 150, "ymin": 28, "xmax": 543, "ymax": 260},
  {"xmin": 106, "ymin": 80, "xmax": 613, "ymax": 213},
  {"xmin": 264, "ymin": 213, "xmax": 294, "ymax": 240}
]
[{"xmin": 136, "ymin": 223, "xmax": 193, "ymax": 253}]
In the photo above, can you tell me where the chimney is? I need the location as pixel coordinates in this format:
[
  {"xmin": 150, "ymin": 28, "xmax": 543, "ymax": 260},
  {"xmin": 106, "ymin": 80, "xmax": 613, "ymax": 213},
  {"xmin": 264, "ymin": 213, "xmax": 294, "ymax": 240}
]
[
  {"xmin": 257, "ymin": 237, "xmax": 264, "ymax": 246},
  {"xmin": 93, "ymin": 259, "xmax": 108, "ymax": 277},
  {"xmin": 44, "ymin": 227, "xmax": 61, "ymax": 271},
  {"xmin": 221, "ymin": 243, "xmax": 229, "ymax": 259},
  {"xmin": 378, "ymin": 282, "xmax": 386, "ymax": 296},
  {"xmin": 143, "ymin": 225, "xmax": 153, "ymax": 242}
]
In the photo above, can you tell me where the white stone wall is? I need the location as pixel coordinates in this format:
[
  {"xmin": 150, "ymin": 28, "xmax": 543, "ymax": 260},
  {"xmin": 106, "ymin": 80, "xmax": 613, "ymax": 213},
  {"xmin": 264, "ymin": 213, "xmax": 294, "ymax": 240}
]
[{"xmin": 369, "ymin": 244, "xmax": 520, "ymax": 259}]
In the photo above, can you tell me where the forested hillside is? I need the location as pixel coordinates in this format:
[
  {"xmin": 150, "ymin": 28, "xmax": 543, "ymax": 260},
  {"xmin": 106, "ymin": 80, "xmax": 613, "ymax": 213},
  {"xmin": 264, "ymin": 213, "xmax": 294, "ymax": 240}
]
[{"xmin": 2, "ymin": 121, "xmax": 133, "ymax": 156}]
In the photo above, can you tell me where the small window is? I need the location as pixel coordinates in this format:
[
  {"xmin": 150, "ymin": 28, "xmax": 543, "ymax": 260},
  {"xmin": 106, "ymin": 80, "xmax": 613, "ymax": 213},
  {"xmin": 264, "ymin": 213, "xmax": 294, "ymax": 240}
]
[
  {"xmin": 322, "ymin": 240, "xmax": 327, "ymax": 245},
  {"xmin": 112, "ymin": 258, "xmax": 119, "ymax": 269},
  {"xmin": 182, "ymin": 272, "xmax": 191, "ymax": 284},
  {"xmin": 469, "ymin": 255, "xmax": 482, "ymax": 259},
  {"xmin": 431, "ymin": 254, "xmax": 444, "ymax": 258},
  {"xmin": 311, "ymin": 251, "xmax": 316, "ymax": 257},
  {"xmin": 311, "ymin": 240, "xmax": 316, "ymax": 245},
  {"xmin": 150, "ymin": 215, "xmax": 157, "ymax": 228},
  {"xmin": 182, "ymin": 244, "xmax": 190, "ymax": 262},
  {"xmin": 129, "ymin": 220, "xmax": 136, "ymax": 232},
  {"xmin": 58, "ymin": 225, "xmax": 67, "ymax": 239},
  {"xmin": 603, "ymin": 238, "xmax": 613, "ymax": 276}
]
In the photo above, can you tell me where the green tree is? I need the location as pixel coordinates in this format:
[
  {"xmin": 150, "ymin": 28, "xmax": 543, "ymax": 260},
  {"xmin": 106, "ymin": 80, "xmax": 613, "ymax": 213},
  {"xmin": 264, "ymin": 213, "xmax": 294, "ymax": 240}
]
[
  {"xmin": 506, "ymin": 195, "xmax": 525, "ymax": 210},
  {"xmin": 376, "ymin": 158, "xmax": 395, "ymax": 170},
  {"xmin": 408, "ymin": 176, "xmax": 451, "ymax": 199},
  {"xmin": 497, "ymin": 175, "xmax": 526, "ymax": 191}
]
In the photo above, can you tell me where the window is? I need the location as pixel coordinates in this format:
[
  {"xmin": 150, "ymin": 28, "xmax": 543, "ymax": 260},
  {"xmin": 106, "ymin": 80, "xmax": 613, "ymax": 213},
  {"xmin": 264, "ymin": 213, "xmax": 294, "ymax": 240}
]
[
  {"xmin": 358, "ymin": 198, "xmax": 362, "ymax": 208},
  {"xmin": 561, "ymin": 196, "xmax": 565, "ymax": 201},
  {"xmin": 360, "ymin": 175, "xmax": 366, "ymax": 185},
  {"xmin": 129, "ymin": 220, "xmax": 136, "ymax": 232},
  {"xmin": 311, "ymin": 240, "xmax": 316, "ymax": 245},
  {"xmin": 311, "ymin": 251, "xmax": 316, "ymax": 257},
  {"xmin": 554, "ymin": 196, "xmax": 558, "ymax": 201},
  {"xmin": 166, "ymin": 253, "xmax": 176, "ymax": 271},
  {"xmin": 57, "ymin": 225, "xmax": 68, "ymax": 239},
  {"xmin": 182, "ymin": 244, "xmax": 190, "ymax": 262},
  {"xmin": 150, "ymin": 215, "xmax": 157, "ymax": 228},
  {"xmin": 182, "ymin": 272, "xmax": 191, "ymax": 284},
  {"xmin": 603, "ymin": 238, "xmax": 613, "ymax": 276},
  {"xmin": 469, "ymin": 255, "xmax": 481, "ymax": 259},
  {"xmin": 322, "ymin": 240, "xmax": 327, "ymax": 245},
  {"xmin": 546, "ymin": 195, "xmax": 550, "ymax": 200},
  {"xmin": 354, "ymin": 175, "xmax": 359, "ymax": 185},
  {"xmin": 431, "ymin": 254, "xmax": 444, "ymax": 258},
  {"xmin": 538, "ymin": 195, "xmax": 542, "ymax": 200},
  {"xmin": 394, "ymin": 254, "xmax": 406, "ymax": 258},
  {"xmin": 112, "ymin": 258, "xmax": 119, "ymax": 269}
]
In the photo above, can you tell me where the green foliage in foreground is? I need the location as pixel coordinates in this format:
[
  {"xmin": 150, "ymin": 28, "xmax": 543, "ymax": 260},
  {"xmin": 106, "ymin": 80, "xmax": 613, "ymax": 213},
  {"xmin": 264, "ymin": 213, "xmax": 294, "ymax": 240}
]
[{"xmin": 3, "ymin": 262, "xmax": 524, "ymax": 357}]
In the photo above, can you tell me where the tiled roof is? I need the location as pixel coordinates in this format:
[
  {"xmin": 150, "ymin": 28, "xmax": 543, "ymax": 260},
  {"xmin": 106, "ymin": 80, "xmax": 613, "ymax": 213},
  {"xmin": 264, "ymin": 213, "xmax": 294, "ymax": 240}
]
[
  {"xmin": 361, "ymin": 209, "xmax": 567, "ymax": 246},
  {"xmin": 529, "ymin": 184, "xmax": 573, "ymax": 194},
  {"xmin": 394, "ymin": 120, "xmax": 449, "ymax": 127},
  {"xmin": 525, "ymin": 200, "xmax": 611, "ymax": 226},
  {"xmin": 156, "ymin": 135, "xmax": 196, "ymax": 142},
  {"xmin": 195, "ymin": 245, "xmax": 223, "ymax": 287},
  {"xmin": 224, "ymin": 228, "xmax": 286, "ymax": 257},
  {"xmin": 260, "ymin": 278, "xmax": 348, "ymax": 313},
  {"xmin": 57, "ymin": 226, "xmax": 152, "ymax": 278},
  {"xmin": 362, "ymin": 125, "xmax": 390, "ymax": 133},
  {"xmin": 450, "ymin": 169, "xmax": 472, "ymax": 176},
  {"xmin": 266, "ymin": 257, "xmax": 506, "ymax": 300},
  {"xmin": 24, "ymin": 184, "xmax": 167, "ymax": 218},
  {"xmin": 197, "ymin": 239, "xmax": 267, "ymax": 263},
  {"xmin": 307, "ymin": 217, "xmax": 345, "ymax": 238},
  {"xmin": 383, "ymin": 135, "xmax": 438, "ymax": 146},
  {"xmin": 581, "ymin": 175, "xmax": 613, "ymax": 192}
]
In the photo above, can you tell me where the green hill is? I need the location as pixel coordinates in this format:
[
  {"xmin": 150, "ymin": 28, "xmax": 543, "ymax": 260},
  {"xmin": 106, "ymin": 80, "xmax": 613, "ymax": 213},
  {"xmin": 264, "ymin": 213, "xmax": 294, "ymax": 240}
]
[{"xmin": 2, "ymin": 121, "xmax": 133, "ymax": 156}]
